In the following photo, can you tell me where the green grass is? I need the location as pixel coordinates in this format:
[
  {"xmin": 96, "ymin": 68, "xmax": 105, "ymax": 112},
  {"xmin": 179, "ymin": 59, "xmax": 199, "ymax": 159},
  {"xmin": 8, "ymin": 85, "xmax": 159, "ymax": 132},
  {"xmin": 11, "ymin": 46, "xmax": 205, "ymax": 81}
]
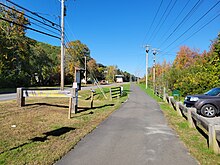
[
  {"xmin": 138, "ymin": 83, "xmax": 220, "ymax": 165},
  {"xmin": 0, "ymin": 84, "xmax": 130, "ymax": 165}
]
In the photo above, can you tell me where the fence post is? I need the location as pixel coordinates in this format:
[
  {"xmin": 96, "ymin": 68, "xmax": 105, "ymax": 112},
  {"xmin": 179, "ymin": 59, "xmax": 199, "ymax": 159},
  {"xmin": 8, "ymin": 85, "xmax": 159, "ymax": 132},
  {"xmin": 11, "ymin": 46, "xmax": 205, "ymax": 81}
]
[
  {"xmin": 187, "ymin": 108, "xmax": 196, "ymax": 128},
  {"xmin": 90, "ymin": 90, "xmax": 95, "ymax": 108},
  {"xmin": 120, "ymin": 86, "xmax": 123, "ymax": 96},
  {"xmin": 110, "ymin": 88, "xmax": 112, "ymax": 101},
  {"xmin": 209, "ymin": 124, "xmax": 220, "ymax": 154},
  {"xmin": 168, "ymin": 96, "xmax": 173, "ymax": 105},
  {"xmin": 175, "ymin": 102, "xmax": 182, "ymax": 116},
  {"xmin": 163, "ymin": 87, "xmax": 166, "ymax": 102},
  {"xmin": 68, "ymin": 97, "xmax": 73, "ymax": 119},
  {"xmin": 17, "ymin": 88, "xmax": 25, "ymax": 107}
]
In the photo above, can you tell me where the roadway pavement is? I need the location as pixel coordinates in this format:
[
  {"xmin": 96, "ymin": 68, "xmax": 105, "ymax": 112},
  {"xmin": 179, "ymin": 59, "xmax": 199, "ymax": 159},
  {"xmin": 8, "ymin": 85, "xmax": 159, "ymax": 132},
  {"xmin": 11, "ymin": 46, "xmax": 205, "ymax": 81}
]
[{"xmin": 55, "ymin": 83, "xmax": 198, "ymax": 165}]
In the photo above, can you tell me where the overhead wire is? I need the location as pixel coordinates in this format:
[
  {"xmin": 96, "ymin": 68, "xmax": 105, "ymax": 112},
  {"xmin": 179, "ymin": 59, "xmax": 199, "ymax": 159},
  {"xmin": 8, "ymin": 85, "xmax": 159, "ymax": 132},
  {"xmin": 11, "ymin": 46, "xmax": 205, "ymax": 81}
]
[
  {"xmin": 6, "ymin": 0, "xmax": 61, "ymax": 28},
  {"xmin": 158, "ymin": 0, "xmax": 191, "ymax": 45},
  {"xmin": 150, "ymin": 0, "xmax": 178, "ymax": 44},
  {"xmin": 0, "ymin": 16, "xmax": 61, "ymax": 39},
  {"xmin": 159, "ymin": 0, "xmax": 203, "ymax": 49},
  {"xmin": 147, "ymin": 0, "xmax": 173, "ymax": 43},
  {"xmin": 142, "ymin": 0, "xmax": 164, "ymax": 45},
  {"xmin": 0, "ymin": 2, "xmax": 61, "ymax": 32},
  {"xmin": 168, "ymin": 12, "xmax": 220, "ymax": 52},
  {"xmin": 163, "ymin": 0, "xmax": 220, "ymax": 50}
]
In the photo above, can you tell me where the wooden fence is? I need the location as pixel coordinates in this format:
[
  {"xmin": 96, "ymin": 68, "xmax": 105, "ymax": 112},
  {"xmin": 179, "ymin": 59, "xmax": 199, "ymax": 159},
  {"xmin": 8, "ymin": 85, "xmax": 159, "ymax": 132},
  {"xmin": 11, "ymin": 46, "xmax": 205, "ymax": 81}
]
[
  {"xmin": 109, "ymin": 86, "xmax": 123, "ymax": 100},
  {"xmin": 155, "ymin": 87, "xmax": 220, "ymax": 154}
]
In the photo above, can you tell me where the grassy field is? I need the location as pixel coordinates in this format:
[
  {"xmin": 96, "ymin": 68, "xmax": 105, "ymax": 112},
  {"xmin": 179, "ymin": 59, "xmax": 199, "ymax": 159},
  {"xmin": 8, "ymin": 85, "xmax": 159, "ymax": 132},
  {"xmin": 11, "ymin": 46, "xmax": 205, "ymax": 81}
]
[
  {"xmin": 139, "ymin": 83, "xmax": 220, "ymax": 165},
  {"xmin": 0, "ymin": 84, "xmax": 130, "ymax": 165}
]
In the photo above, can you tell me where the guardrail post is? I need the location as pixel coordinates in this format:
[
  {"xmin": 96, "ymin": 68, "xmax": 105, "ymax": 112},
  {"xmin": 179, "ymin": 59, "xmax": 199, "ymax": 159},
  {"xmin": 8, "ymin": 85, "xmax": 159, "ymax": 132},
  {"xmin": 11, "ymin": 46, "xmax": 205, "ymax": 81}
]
[
  {"xmin": 209, "ymin": 124, "xmax": 220, "ymax": 154},
  {"xmin": 187, "ymin": 108, "xmax": 196, "ymax": 128},
  {"xmin": 17, "ymin": 88, "xmax": 25, "ymax": 107}
]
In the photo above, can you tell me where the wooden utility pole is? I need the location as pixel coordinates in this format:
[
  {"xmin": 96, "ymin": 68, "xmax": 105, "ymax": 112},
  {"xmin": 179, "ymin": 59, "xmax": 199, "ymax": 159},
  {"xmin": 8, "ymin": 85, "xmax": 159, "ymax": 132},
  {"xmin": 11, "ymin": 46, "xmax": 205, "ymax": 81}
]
[
  {"xmin": 145, "ymin": 45, "xmax": 150, "ymax": 89},
  {"xmin": 60, "ymin": 0, "xmax": 65, "ymax": 90},
  {"xmin": 84, "ymin": 55, "xmax": 87, "ymax": 84},
  {"xmin": 152, "ymin": 49, "xmax": 157, "ymax": 92}
]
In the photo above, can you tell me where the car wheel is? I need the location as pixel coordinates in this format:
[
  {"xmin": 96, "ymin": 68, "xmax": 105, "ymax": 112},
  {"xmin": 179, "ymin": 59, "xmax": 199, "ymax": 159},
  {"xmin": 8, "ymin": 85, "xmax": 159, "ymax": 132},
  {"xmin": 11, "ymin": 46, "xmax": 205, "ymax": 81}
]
[{"xmin": 201, "ymin": 104, "xmax": 217, "ymax": 117}]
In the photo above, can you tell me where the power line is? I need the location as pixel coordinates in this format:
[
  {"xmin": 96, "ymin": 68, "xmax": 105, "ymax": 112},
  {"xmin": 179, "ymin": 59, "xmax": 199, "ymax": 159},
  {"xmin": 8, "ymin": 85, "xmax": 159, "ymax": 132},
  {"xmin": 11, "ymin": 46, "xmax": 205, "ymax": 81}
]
[
  {"xmin": 142, "ymin": 0, "xmax": 164, "ymax": 45},
  {"xmin": 0, "ymin": 16, "xmax": 61, "ymax": 39},
  {"xmin": 164, "ymin": 0, "xmax": 220, "ymax": 50},
  {"xmin": 158, "ymin": 0, "xmax": 191, "ymax": 46},
  {"xmin": 170, "ymin": 12, "xmax": 220, "ymax": 51},
  {"xmin": 6, "ymin": 0, "xmax": 61, "ymax": 28},
  {"xmin": 159, "ymin": 0, "xmax": 202, "ymax": 48},
  {"xmin": 151, "ymin": 0, "xmax": 178, "ymax": 44},
  {"xmin": 29, "ymin": 20, "xmax": 61, "ymax": 36},
  {"xmin": 0, "ymin": 2, "xmax": 61, "ymax": 32},
  {"xmin": 148, "ymin": 0, "xmax": 173, "ymax": 43}
]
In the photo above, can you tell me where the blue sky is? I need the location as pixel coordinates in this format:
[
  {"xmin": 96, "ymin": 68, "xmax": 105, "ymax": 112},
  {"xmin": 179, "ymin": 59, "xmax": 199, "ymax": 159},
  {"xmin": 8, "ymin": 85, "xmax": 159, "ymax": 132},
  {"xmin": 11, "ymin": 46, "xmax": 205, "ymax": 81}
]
[{"xmin": 2, "ymin": 0, "xmax": 220, "ymax": 77}]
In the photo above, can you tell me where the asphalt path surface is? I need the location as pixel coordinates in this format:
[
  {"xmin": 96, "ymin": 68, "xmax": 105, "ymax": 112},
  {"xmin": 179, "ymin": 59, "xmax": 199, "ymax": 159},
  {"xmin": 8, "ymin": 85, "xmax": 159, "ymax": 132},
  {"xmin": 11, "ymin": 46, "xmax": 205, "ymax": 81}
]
[{"xmin": 55, "ymin": 84, "xmax": 198, "ymax": 165}]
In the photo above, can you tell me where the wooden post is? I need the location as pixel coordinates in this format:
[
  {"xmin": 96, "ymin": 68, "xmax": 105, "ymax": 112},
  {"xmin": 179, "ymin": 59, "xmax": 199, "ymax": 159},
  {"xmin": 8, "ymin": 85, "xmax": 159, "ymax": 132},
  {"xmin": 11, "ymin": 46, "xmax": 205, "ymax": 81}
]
[
  {"xmin": 163, "ymin": 87, "xmax": 166, "ymax": 102},
  {"xmin": 187, "ymin": 108, "xmax": 196, "ymax": 128},
  {"xmin": 68, "ymin": 97, "xmax": 73, "ymax": 119},
  {"xmin": 168, "ymin": 96, "xmax": 173, "ymax": 105},
  {"xmin": 90, "ymin": 90, "xmax": 94, "ymax": 108},
  {"xmin": 17, "ymin": 88, "xmax": 25, "ymax": 107},
  {"xmin": 110, "ymin": 88, "xmax": 112, "ymax": 101},
  {"xmin": 175, "ymin": 102, "xmax": 182, "ymax": 116},
  {"xmin": 120, "ymin": 86, "xmax": 123, "ymax": 96},
  {"xmin": 209, "ymin": 124, "xmax": 220, "ymax": 154},
  {"xmin": 74, "ymin": 88, "xmax": 78, "ymax": 113}
]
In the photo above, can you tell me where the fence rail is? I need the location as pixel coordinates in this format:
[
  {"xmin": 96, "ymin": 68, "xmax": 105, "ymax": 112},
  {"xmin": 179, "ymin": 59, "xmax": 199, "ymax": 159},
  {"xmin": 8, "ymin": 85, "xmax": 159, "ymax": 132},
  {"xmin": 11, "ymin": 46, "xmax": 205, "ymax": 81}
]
[
  {"xmin": 155, "ymin": 86, "xmax": 220, "ymax": 154},
  {"xmin": 109, "ymin": 86, "xmax": 122, "ymax": 100}
]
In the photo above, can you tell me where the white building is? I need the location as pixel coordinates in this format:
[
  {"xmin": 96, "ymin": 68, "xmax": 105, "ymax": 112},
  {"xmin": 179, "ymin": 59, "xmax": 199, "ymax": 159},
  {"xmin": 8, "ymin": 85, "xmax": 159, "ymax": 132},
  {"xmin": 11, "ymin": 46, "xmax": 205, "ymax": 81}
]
[{"xmin": 115, "ymin": 75, "xmax": 124, "ymax": 83}]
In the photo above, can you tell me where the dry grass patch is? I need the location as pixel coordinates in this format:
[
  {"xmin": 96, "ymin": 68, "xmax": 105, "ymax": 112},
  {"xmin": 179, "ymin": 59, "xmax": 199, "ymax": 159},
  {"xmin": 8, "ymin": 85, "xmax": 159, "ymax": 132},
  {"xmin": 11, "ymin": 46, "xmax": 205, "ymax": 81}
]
[{"xmin": 0, "ymin": 84, "xmax": 130, "ymax": 165}]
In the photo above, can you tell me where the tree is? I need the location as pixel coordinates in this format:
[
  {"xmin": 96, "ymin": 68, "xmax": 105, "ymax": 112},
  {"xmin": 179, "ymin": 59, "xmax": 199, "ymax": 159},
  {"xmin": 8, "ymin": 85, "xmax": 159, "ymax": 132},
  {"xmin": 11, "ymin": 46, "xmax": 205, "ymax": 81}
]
[
  {"xmin": 0, "ymin": 6, "xmax": 33, "ymax": 87},
  {"xmin": 106, "ymin": 66, "xmax": 116, "ymax": 83},
  {"xmin": 65, "ymin": 40, "xmax": 90, "ymax": 80}
]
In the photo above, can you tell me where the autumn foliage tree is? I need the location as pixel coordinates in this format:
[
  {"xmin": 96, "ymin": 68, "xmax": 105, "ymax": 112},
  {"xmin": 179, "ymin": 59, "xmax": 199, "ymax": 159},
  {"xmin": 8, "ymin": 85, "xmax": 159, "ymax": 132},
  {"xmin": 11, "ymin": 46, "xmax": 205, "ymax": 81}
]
[{"xmin": 156, "ymin": 33, "xmax": 220, "ymax": 96}]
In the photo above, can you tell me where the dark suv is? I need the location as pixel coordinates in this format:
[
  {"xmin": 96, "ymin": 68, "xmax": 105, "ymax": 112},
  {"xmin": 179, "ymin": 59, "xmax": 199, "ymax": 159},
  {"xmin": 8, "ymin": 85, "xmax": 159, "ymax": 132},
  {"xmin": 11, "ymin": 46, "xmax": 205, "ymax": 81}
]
[{"xmin": 184, "ymin": 87, "xmax": 220, "ymax": 117}]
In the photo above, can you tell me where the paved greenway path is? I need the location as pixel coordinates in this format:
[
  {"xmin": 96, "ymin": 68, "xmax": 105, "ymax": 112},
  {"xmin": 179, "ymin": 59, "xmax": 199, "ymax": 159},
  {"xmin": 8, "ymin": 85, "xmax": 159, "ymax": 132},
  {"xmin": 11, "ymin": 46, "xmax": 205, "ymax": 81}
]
[{"xmin": 56, "ymin": 84, "xmax": 198, "ymax": 165}]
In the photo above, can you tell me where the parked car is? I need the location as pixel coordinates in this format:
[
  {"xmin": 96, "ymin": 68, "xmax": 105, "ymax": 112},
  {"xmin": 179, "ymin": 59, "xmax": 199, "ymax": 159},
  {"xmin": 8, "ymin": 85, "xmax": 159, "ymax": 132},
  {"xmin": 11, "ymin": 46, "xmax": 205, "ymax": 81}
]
[
  {"xmin": 100, "ymin": 80, "xmax": 108, "ymax": 85},
  {"xmin": 184, "ymin": 87, "xmax": 220, "ymax": 117}
]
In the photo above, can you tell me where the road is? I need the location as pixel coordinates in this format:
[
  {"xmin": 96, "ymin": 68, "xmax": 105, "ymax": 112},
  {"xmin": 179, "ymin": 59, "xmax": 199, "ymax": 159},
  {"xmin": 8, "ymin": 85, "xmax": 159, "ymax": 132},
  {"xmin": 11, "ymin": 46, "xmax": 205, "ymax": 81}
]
[
  {"xmin": 55, "ymin": 84, "xmax": 198, "ymax": 165},
  {"xmin": 0, "ymin": 93, "xmax": 16, "ymax": 101}
]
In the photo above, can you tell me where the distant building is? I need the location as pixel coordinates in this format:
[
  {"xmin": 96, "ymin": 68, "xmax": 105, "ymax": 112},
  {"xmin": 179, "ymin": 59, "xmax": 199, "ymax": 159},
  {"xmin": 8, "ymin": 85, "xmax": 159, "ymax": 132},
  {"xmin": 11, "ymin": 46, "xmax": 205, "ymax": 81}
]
[{"xmin": 115, "ymin": 75, "xmax": 124, "ymax": 83}]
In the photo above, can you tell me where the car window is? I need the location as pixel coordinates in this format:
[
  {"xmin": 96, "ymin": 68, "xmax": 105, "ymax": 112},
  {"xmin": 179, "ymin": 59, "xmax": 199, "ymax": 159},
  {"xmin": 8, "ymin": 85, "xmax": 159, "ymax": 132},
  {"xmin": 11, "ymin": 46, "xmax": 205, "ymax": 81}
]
[{"xmin": 204, "ymin": 88, "xmax": 220, "ymax": 96}]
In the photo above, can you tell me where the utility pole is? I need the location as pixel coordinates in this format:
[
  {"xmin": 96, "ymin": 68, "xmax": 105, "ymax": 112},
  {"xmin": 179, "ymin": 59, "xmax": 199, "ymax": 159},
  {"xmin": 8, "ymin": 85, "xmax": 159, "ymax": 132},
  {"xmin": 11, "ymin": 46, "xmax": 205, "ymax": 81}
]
[
  {"xmin": 145, "ymin": 45, "xmax": 150, "ymax": 89},
  {"xmin": 84, "ymin": 55, "xmax": 87, "ymax": 84},
  {"xmin": 152, "ymin": 48, "xmax": 157, "ymax": 93},
  {"xmin": 60, "ymin": 0, "xmax": 65, "ymax": 90}
]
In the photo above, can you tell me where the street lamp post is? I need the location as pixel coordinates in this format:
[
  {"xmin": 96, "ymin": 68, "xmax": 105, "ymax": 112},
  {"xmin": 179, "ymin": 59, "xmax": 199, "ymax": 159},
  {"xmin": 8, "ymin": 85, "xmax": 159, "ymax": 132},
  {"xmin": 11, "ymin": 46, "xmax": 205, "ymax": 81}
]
[{"xmin": 145, "ymin": 45, "xmax": 150, "ymax": 89}]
